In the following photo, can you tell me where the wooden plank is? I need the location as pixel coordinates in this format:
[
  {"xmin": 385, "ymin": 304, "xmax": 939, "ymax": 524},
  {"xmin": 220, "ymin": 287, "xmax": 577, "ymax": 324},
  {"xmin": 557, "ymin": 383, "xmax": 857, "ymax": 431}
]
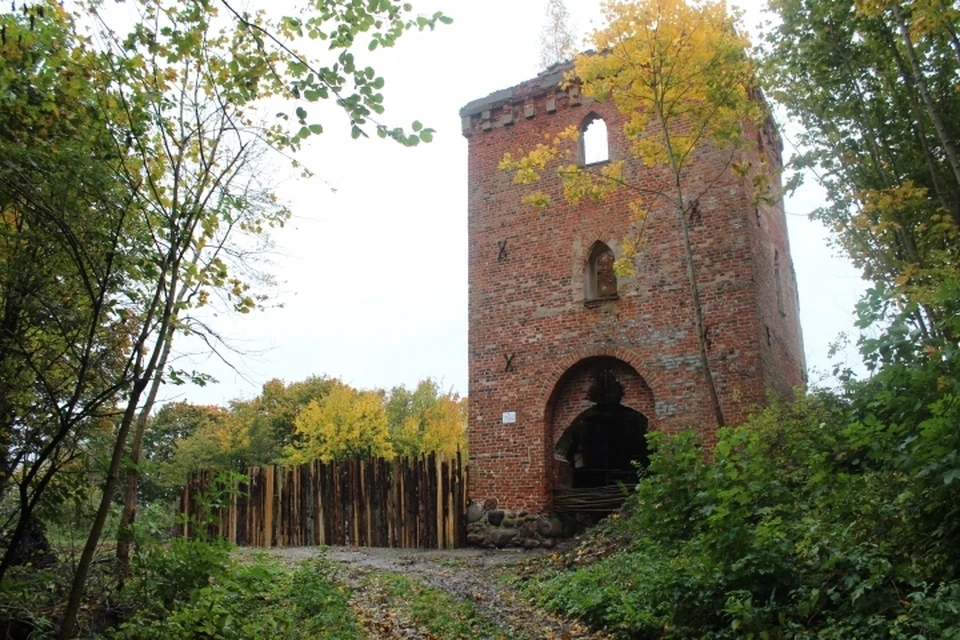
[
  {"xmin": 264, "ymin": 466, "xmax": 274, "ymax": 548},
  {"xmin": 311, "ymin": 460, "xmax": 327, "ymax": 545},
  {"xmin": 363, "ymin": 458, "xmax": 372, "ymax": 547}
]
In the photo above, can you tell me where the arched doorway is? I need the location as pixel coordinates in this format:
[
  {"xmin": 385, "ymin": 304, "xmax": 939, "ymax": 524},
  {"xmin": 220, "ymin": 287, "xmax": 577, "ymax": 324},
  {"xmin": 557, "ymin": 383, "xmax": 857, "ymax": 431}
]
[
  {"xmin": 547, "ymin": 359, "xmax": 654, "ymax": 516},
  {"xmin": 556, "ymin": 403, "xmax": 649, "ymax": 489}
]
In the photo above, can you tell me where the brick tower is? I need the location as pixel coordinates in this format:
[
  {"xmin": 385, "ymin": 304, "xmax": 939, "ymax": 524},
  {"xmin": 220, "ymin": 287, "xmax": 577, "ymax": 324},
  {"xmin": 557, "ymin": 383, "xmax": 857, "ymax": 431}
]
[{"xmin": 462, "ymin": 64, "xmax": 805, "ymax": 515}]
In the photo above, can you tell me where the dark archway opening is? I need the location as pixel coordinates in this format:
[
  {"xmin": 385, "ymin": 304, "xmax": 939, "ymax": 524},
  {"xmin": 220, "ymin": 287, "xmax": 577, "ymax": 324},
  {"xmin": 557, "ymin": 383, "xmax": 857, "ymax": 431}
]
[
  {"xmin": 559, "ymin": 404, "xmax": 649, "ymax": 489},
  {"xmin": 552, "ymin": 369, "xmax": 650, "ymax": 519}
]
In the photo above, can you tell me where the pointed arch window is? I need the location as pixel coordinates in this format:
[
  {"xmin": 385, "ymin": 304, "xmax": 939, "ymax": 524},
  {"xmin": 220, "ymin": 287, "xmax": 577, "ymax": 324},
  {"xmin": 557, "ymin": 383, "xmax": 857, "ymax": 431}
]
[
  {"xmin": 586, "ymin": 241, "xmax": 618, "ymax": 301},
  {"xmin": 580, "ymin": 113, "xmax": 609, "ymax": 166}
]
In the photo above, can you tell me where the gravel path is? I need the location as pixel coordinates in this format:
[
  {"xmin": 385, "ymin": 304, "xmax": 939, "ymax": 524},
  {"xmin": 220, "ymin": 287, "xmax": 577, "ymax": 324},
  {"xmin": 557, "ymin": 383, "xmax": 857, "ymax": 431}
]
[{"xmin": 243, "ymin": 546, "xmax": 612, "ymax": 639}]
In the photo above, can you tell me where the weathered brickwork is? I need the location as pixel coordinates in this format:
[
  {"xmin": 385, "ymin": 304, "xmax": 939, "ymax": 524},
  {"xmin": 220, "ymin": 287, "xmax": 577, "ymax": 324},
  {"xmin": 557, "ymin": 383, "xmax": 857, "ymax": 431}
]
[{"xmin": 463, "ymin": 66, "xmax": 805, "ymax": 514}]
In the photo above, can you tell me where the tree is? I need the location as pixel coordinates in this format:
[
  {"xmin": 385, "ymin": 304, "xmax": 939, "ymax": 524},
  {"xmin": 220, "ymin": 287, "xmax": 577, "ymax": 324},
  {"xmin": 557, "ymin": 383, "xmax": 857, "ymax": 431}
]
[
  {"xmin": 0, "ymin": 0, "xmax": 453, "ymax": 632},
  {"xmin": 0, "ymin": 1, "xmax": 145, "ymax": 579},
  {"xmin": 242, "ymin": 376, "xmax": 338, "ymax": 463},
  {"xmin": 285, "ymin": 381, "xmax": 393, "ymax": 462},
  {"xmin": 501, "ymin": 0, "xmax": 760, "ymax": 428},
  {"xmin": 137, "ymin": 402, "xmax": 236, "ymax": 502},
  {"xmin": 539, "ymin": 0, "xmax": 577, "ymax": 69},
  {"xmin": 763, "ymin": 0, "xmax": 960, "ymax": 360},
  {"xmin": 385, "ymin": 379, "xmax": 466, "ymax": 458}
]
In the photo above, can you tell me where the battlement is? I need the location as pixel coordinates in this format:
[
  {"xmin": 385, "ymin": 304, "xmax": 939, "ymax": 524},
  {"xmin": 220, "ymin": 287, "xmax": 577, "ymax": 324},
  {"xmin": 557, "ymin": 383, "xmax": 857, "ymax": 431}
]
[{"xmin": 459, "ymin": 62, "xmax": 583, "ymax": 136}]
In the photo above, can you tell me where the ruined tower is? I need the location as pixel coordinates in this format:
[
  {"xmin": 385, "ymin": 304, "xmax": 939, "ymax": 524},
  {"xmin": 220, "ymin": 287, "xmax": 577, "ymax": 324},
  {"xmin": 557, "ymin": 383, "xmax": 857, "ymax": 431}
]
[{"xmin": 462, "ymin": 64, "xmax": 805, "ymax": 515}]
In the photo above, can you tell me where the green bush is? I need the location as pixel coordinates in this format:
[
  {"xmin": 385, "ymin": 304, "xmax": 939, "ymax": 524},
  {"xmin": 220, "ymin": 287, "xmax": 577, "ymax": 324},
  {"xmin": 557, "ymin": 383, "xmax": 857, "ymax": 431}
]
[
  {"xmin": 109, "ymin": 551, "xmax": 359, "ymax": 639},
  {"xmin": 125, "ymin": 538, "xmax": 233, "ymax": 614}
]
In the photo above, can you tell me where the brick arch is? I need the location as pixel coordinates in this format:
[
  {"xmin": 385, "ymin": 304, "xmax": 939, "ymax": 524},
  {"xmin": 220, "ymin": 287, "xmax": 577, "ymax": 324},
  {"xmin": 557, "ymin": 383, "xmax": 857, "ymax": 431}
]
[
  {"xmin": 543, "ymin": 355, "xmax": 657, "ymax": 444},
  {"xmin": 543, "ymin": 353, "xmax": 657, "ymax": 495},
  {"xmin": 536, "ymin": 346, "xmax": 665, "ymax": 424}
]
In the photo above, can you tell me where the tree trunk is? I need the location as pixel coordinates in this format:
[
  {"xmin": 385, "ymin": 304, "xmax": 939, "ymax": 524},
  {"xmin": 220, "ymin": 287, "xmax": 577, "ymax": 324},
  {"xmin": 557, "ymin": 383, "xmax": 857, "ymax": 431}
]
[
  {"xmin": 893, "ymin": 4, "xmax": 960, "ymax": 191},
  {"xmin": 58, "ymin": 378, "xmax": 147, "ymax": 639},
  {"xmin": 59, "ymin": 264, "xmax": 181, "ymax": 638},
  {"xmin": 677, "ymin": 204, "xmax": 726, "ymax": 429},
  {"xmin": 115, "ymin": 328, "xmax": 175, "ymax": 579},
  {"xmin": 657, "ymin": 112, "xmax": 726, "ymax": 429}
]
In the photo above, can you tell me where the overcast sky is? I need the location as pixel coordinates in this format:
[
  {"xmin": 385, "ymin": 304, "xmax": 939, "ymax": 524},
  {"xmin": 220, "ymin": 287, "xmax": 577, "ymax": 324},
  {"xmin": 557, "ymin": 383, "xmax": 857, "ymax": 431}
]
[{"xmin": 175, "ymin": 0, "xmax": 867, "ymax": 407}]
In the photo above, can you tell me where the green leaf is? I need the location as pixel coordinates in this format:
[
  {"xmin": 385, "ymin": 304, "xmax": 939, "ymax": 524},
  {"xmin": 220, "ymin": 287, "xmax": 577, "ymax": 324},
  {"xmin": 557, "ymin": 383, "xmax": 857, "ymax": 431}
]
[
  {"xmin": 412, "ymin": 120, "xmax": 422, "ymax": 132},
  {"xmin": 308, "ymin": 124, "xmax": 323, "ymax": 135}
]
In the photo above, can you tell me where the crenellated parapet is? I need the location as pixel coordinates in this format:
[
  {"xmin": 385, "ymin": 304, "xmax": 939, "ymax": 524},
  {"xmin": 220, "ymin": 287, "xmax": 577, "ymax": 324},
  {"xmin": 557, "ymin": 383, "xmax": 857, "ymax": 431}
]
[{"xmin": 459, "ymin": 63, "xmax": 586, "ymax": 136}]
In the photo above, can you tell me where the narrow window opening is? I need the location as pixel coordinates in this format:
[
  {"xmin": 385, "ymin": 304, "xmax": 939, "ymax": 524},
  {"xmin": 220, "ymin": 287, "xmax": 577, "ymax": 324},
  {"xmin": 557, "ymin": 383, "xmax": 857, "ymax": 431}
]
[
  {"xmin": 581, "ymin": 114, "xmax": 609, "ymax": 165},
  {"xmin": 586, "ymin": 241, "xmax": 617, "ymax": 301},
  {"xmin": 774, "ymin": 250, "xmax": 786, "ymax": 316}
]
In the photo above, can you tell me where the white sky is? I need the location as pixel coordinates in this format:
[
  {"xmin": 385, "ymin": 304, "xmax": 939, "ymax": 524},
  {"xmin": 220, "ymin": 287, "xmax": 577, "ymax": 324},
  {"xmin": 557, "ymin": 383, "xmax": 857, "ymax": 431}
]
[{"xmin": 175, "ymin": 0, "xmax": 867, "ymax": 407}]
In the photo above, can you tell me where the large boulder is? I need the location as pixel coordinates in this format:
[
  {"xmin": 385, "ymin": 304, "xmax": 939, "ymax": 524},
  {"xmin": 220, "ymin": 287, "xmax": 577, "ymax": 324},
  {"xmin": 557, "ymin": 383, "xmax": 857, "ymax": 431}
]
[
  {"xmin": 466, "ymin": 502, "xmax": 485, "ymax": 524},
  {"xmin": 488, "ymin": 527, "xmax": 519, "ymax": 548}
]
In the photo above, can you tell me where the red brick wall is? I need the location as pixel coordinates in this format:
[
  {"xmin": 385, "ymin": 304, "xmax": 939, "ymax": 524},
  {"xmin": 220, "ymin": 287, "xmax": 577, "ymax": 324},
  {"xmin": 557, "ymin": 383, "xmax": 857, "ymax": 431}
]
[{"xmin": 463, "ymin": 71, "xmax": 805, "ymax": 513}]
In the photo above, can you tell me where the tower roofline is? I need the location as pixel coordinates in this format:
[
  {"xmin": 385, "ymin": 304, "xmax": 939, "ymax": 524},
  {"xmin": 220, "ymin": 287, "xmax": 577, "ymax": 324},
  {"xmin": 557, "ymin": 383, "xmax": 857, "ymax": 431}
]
[{"xmin": 459, "ymin": 61, "xmax": 574, "ymax": 119}]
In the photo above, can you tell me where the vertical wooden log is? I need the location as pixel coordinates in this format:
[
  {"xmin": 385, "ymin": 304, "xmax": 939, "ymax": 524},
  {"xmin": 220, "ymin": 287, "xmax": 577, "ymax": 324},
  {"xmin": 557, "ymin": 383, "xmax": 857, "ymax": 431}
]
[
  {"xmin": 301, "ymin": 464, "xmax": 309, "ymax": 547},
  {"xmin": 400, "ymin": 459, "xmax": 406, "ymax": 549},
  {"xmin": 279, "ymin": 466, "xmax": 287, "ymax": 548},
  {"xmin": 421, "ymin": 456, "xmax": 429, "ymax": 549},
  {"xmin": 318, "ymin": 461, "xmax": 327, "ymax": 546},
  {"xmin": 326, "ymin": 462, "xmax": 334, "ymax": 545},
  {"xmin": 277, "ymin": 467, "xmax": 284, "ymax": 547},
  {"xmin": 357, "ymin": 458, "xmax": 365, "ymax": 547},
  {"xmin": 291, "ymin": 466, "xmax": 298, "ymax": 547},
  {"xmin": 179, "ymin": 482, "xmax": 188, "ymax": 539},
  {"xmin": 379, "ymin": 458, "xmax": 386, "ymax": 547},
  {"xmin": 446, "ymin": 459, "xmax": 454, "ymax": 549},
  {"xmin": 394, "ymin": 458, "xmax": 401, "ymax": 548},
  {"xmin": 350, "ymin": 458, "xmax": 359, "ymax": 547},
  {"xmin": 413, "ymin": 459, "xmax": 420, "ymax": 549},
  {"xmin": 370, "ymin": 459, "xmax": 379, "ymax": 546},
  {"xmin": 334, "ymin": 460, "xmax": 343, "ymax": 546},
  {"xmin": 264, "ymin": 465, "xmax": 274, "ymax": 548},
  {"xmin": 362, "ymin": 459, "xmax": 372, "ymax": 547},
  {"xmin": 325, "ymin": 462, "xmax": 334, "ymax": 545},
  {"xmin": 346, "ymin": 458, "xmax": 354, "ymax": 546},
  {"xmin": 252, "ymin": 467, "xmax": 261, "ymax": 547},
  {"xmin": 408, "ymin": 459, "xmax": 416, "ymax": 548},
  {"xmin": 250, "ymin": 470, "xmax": 255, "ymax": 546},
  {"xmin": 435, "ymin": 454, "xmax": 443, "ymax": 549}
]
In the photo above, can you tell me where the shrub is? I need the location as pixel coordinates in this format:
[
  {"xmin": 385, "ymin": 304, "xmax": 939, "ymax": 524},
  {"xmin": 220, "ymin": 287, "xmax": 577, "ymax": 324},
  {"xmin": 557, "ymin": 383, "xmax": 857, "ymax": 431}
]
[
  {"xmin": 109, "ymin": 552, "xmax": 359, "ymax": 639},
  {"xmin": 531, "ymin": 382, "xmax": 960, "ymax": 638}
]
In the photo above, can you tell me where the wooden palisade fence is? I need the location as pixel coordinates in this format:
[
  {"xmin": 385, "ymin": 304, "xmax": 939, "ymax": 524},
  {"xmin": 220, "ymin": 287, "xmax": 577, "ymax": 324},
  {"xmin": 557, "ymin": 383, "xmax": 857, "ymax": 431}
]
[{"xmin": 179, "ymin": 453, "xmax": 467, "ymax": 549}]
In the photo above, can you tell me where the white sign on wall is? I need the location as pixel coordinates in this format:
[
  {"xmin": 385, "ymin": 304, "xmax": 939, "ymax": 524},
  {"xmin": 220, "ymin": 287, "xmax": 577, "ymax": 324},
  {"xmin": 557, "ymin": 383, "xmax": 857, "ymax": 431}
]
[{"xmin": 501, "ymin": 411, "xmax": 517, "ymax": 424}]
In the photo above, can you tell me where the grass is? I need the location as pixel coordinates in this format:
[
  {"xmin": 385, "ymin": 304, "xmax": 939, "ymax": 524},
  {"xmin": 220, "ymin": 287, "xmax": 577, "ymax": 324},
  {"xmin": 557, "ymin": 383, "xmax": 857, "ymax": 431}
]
[{"xmin": 379, "ymin": 572, "xmax": 505, "ymax": 639}]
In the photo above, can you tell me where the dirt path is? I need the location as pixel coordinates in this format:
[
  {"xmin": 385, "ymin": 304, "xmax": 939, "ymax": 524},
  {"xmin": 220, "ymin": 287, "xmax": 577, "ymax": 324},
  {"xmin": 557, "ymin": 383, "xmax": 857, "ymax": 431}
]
[{"xmin": 244, "ymin": 546, "xmax": 612, "ymax": 639}]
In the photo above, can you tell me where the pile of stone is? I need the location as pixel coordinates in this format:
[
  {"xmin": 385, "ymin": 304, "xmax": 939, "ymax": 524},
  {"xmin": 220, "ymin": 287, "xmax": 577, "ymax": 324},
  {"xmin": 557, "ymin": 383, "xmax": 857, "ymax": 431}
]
[{"xmin": 465, "ymin": 498, "xmax": 566, "ymax": 549}]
